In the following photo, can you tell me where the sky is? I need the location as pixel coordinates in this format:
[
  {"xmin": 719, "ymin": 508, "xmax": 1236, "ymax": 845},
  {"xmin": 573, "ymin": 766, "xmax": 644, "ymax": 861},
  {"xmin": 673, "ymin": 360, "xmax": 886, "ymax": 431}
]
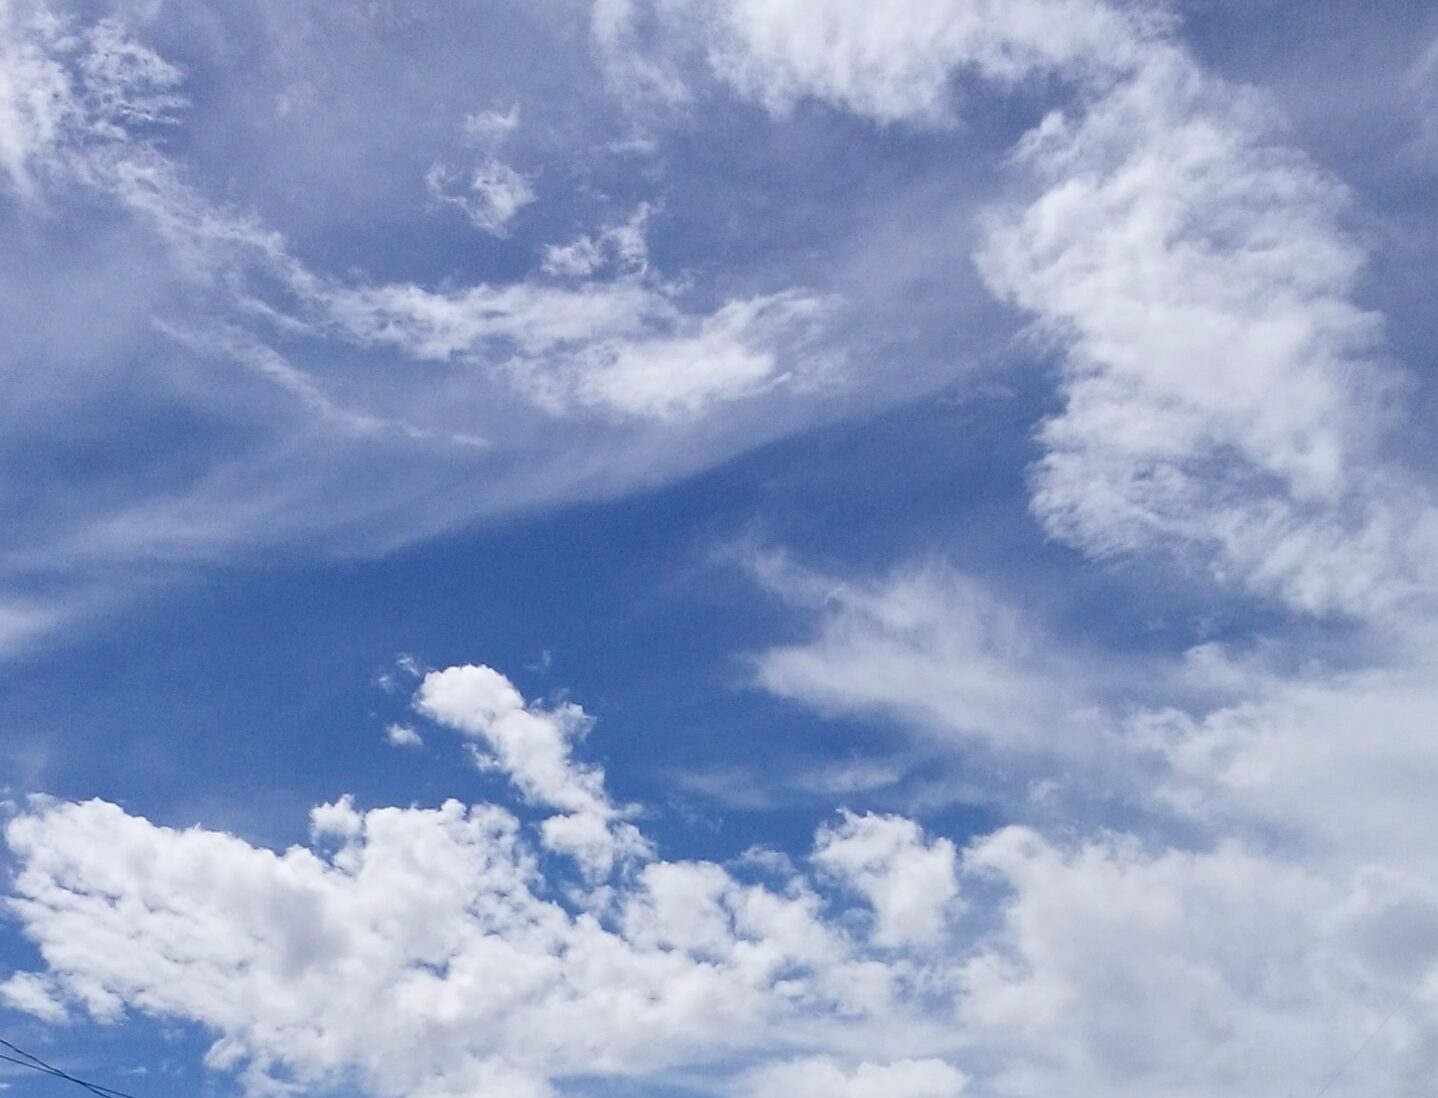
[{"xmin": 1, "ymin": 0, "xmax": 1437, "ymax": 1096}]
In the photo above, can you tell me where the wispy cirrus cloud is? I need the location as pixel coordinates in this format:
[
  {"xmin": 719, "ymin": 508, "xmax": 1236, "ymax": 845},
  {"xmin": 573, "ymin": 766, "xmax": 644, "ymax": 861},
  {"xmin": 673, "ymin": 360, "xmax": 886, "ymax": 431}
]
[{"xmin": 0, "ymin": 1, "xmax": 854, "ymax": 650}]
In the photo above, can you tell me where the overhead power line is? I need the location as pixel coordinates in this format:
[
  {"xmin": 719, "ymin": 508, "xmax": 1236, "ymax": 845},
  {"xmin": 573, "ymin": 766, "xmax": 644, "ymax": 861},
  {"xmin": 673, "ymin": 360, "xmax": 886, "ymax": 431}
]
[
  {"xmin": 1309, "ymin": 968, "xmax": 1428, "ymax": 1098},
  {"xmin": 0, "ymin": 1037, "xmax": 140, "ymax": 1098}
]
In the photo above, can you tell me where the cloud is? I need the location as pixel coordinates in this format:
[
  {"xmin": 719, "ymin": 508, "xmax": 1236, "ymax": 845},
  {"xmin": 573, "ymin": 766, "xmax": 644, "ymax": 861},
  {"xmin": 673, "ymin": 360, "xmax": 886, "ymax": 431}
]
[
  {"xmin": 978, "ymin": 44, "xmax": 1438, "ymax": 619},
  {"xmin": 0, "ymin": 2, "xmax": 860, "ymax": 653},
  {"xmin": 13, "ymin": 656, "xmax": 1438, "ymax": 1097},
  {"xmin": 542, "ymin": 202, "xmax": 651, "ymax": 278},
  {"xmin": 384, "ymin": 723, "xmax": 423, "ymax": 748},
  {"xmin": 958, "ymin": 825, "xmax": 1438, "ymax": 1098},
  {"xmin": 0, "ymin": 3, "xmax": 181, "ymax": 197},
  {"xmin": 0, "ymin": 1, "xmax": 70, "ymax": 197},
  {"xmin": 1410, "ymin": 34, "xmax": 1438, "ymax": 166},
  {"xmin": 325, "ymin": 277, "xmax": 835, "ymax": 421},
  {"xmin": 415, "ymin": 664, "xmax": 648, "ymax": 877},
  {"xmin": 414, "ymin": 664, "xmax": 609, "ymax": 815},
  {"xmin": 597, "ymin": 0, "xmax": 1154, "ymax": 124},
  {"xmin": 0, "ymin": 970, "xmax": 68, "ymax": 1023},
  {"xmin": 425, "ymin": 104, "xmax": 534, "ymax": 235},
  {"xmin": 741, "ymin": 543, "xmax": 1438, "ymax": 1094},
  {"xmin": 6, "ymin": 5, "xmax": 1438, "ymax": 1097},
  {"xmin": 1134, "ymin": 640, "xmax": 1438, "ymax": 870},
  {"xmin": 749, "ymin": 554, "xmax": 1093, "ymax": 754},
  {"xmin": 463, "ymin": 105, "xmax": 521, "ymax": 144},
  {"xmin": 814, "ymin": 811, "xmax": 960, "ymax": 949},
  {"xmin": 425, "ymin": 158, "xmax": 535, "ymax": 235},
  {"xmin": 1, "ymin": 668, "xmax": 976, "ymax": 1097},
  {"xmin": 604, "ymin": 0, "xmax": 1438, "ymax": 622},
  {"xmin": 742, "ymin": 1056, "xmax": 967, "ymax": 1098}
]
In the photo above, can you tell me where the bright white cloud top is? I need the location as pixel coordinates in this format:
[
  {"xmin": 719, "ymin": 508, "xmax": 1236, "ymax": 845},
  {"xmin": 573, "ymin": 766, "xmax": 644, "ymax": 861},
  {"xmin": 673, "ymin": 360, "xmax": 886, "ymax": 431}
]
[{"xmin": 2, "ymin": 0, "xmax": 1437, "ymax": 1096}]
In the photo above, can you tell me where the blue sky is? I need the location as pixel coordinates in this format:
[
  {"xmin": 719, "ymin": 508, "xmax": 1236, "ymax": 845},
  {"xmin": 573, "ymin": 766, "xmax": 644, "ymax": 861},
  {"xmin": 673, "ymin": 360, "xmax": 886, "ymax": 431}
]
[{"xmin": 2, "ymin": 2, "xmax": 1438, "ymax": 1097}]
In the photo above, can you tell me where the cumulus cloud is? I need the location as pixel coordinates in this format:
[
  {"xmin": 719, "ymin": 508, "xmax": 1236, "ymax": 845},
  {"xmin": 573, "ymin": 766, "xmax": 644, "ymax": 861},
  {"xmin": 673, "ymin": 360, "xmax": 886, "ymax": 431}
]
[
  {"xmin": 414, "ymin": 663, "xmax": 648, "ymax": 877},
  {"xmin": 959, "ymin": 825, "xmax": 1438, "ymax": 1098},
  {"xmin": 9, "ymin": 6, "xmax": 1438, "ymax": 1095},
  {"xmin": 11, "ymin": 657, "xmax": 1438, "ymax": 1098},
  {"xmin": 605, "ymin": 0, "xmax": 1438, "ymax": 621},
  {"xmin": 0, "ymin": 970, "xmax": 68, "ymax": 1023},
  {"xmin": 814, "ymin": 811, "xmax": 960, "ymax": 949},
  {"xmin": 1, "ymin": 669, "xmax": 975, "ymax": 1098},
  {"xmin": 978, "ymin": 45, "xmax": 1438, "ymax": 619},
  {"xmin": 384, "ymin": 722, "xmax": 423, "ymax": 748},
  {"xmin": 1134, "ymin": 641, "xmax": 1438, "ymax": 869}
]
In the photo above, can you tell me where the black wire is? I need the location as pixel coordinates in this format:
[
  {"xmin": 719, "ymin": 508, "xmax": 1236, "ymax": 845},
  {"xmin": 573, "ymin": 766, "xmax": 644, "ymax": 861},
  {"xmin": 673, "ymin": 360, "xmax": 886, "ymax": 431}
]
[
  {"xmin": 0, "ymin": 1038, "xmax": 140, "ymax": 1098},
  {"xmin": 0, "ymin": 1051, "xmax": 135, "ymax": 1098},
  {"xmin": 1309, "ymin": 969, "xmax": 1428, "ymax": 1098},
  {"xmin": 0, "ymin": 1052, "xmax": 134, "ymax": 1098}
]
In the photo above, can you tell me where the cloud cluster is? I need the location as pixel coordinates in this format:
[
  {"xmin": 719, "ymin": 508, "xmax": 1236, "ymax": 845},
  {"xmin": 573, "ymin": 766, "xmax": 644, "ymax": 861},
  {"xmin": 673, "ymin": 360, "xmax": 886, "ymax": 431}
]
[
  {"xmin": 611, "ymin": 0, "xmax": 1438, "ymax": 621},
  {"xmin": 607, "ymin": 2, "xmax": 1438, "ymax": 1093},
  {"xmin": 596, "ymin": 0, "xmax": 1153, "ymax": 124},
  {"xmin": 0, "ymin": 0, "xmax": 854, "ymax": 648},
  {"xmin": 10, "ymin": 653, "xmax": 1438, "ymax": 1097},
  {"xmin": 6, "ymin": 1, "xmax": 1438, "ymax": 1096},
  {"xmin": 425, "ymin": 107, "xmax": 535, "ymax": 236},
  {"xmin": 979, "ymin": 44, "xmax": 1438, "ymax": 619},
  {"xmin": 4, "ymin": 665, "xmax": 976, "ymax": 1098},
  {"xmin": 416, "ymin": 664, "xmax": 649, "ymax": 877}
]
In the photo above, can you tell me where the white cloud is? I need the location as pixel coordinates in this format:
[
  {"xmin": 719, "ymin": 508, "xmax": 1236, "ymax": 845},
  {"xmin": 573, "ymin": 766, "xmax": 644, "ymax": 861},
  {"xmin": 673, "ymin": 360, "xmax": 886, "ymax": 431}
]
[
  {"xmin": 425, "ymin": 158, "xmax": 535, "ymax": 236},
  {"xmin": 9, "ymin": 7, "xmax": 1438, "ymax": 1093},
  {"xmin": 742, "ymin": 541, "xmax": 1438, "ymax": 1094},
  {"xmin": 0, "ymin": 970, "xmax": 68, "ymax": 1023},
  {"xmin": 1133, "ymin": 640, "xmax": 1438, "ymax": 870},
  {"xmin": 750, "ymin": 554, "xmax": 1089, "ymax": 753},
  {"xmin": 384, "ymin": 723, "xmax": 423, "ymax": 748},
  {"xmin": 978, "ymin": 44, "xmax": 1438, "ymax": 619},
  {"xmin": 599, "ymin": 0, "xmax": 1155, "ymax": 125},
  {"xmin": 414, "ymin": 663, "xmax": 647, "ymax": 877},
  {"xmin": 310, "ymin": 793, "xmax": 365, "ymax": 844},
  {"xmin": 323, "ymin": 277, "xmax": 835, "ymax": 421},
  {"xmin": 462, "ymin": 105, "xmax": 521, "ymax": 145},
  {"xmin": 957, "ymin": 826, "xmax": 1438, "ymax": 1098},
  {"xmin": 11, "ymin": 656, "xmax": 1438, "ymax": 1097},
  {"xmin": 542, "ymin": 202, "xmax": 651, "ymax": 278},
  {"xmin": 743, "ymin": 1056, "xmax": 967, "ymax": 1098},
  {"xmin": 0, "ymin": 599, "xmax": 67, "ymax": 658},
  {"xmin": 683, "ymin": 0, "xmax": 1150, "ymax": 124},
  {"xmin": 0, "ymin": 697, "xmax": 966, "ymax": 1098},
  {"xmin": 0, "ymin": 1, "xmax": 70, "ymax": 197},
  {"xmin": 814, "ymin": 811, "xmax": 960, "ymax": 949},
  {"xmin": 427, "ymin": 104, "xmax": 533, "ymax": 235},
  {"xmin": 0, "ymin": 3, "xmax": 857, "ymax": 653},
  {"xmin": 1410, "ymin": 35, "xmax": 1438, "ymax": 166},
  {"xmin": 606, "ymin": 0, "xmax": 1438, "ymax": 621},
  {"xmin": 415, "ymin": 664, "xmax": 607, "ymax": 816},
  {"xmin": 528, "ymin": 290, "xmax": 834, "ymax": 420},
  {"xmin": 0, "ymin": 3, "xmax": 181, "ymax": 197}
]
